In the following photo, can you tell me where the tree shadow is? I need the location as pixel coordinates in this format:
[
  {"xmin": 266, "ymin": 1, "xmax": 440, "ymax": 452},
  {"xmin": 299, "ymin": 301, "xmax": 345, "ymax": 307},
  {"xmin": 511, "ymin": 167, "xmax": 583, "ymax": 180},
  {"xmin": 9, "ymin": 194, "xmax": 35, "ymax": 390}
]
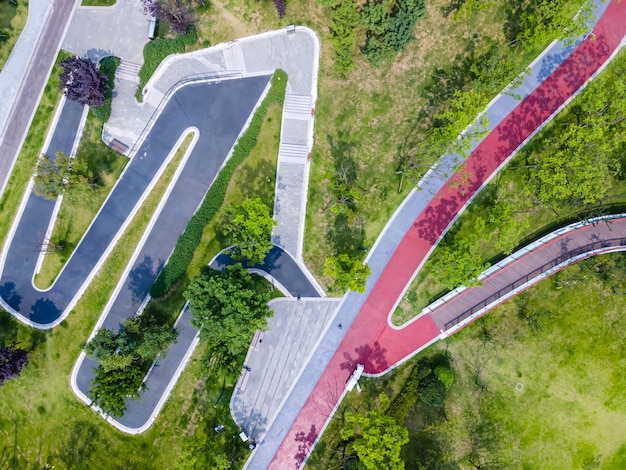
[
  {"xmin": 326, "ymin": 215, "xmax": 365, "ymax": 256},
  {"xmin": 0, "ymin": 310, "xmax": 19, "ymax": 347},
  {"xmin": 235, "ymin": 159, "xmax": 276, "ymax": 209},
  {"xmin": 57, "ymin": 421, "xmax": 99, "ymax": 470},
  {"xmin": 128, "ymin": 255, "xmax": 164, "ymax": 304},
  {"xmin": 294, "ymin": 424, "xmax": 318, "ymax": 466},
  {"xmin": 29, "ymin": 298, "xmax": 61, "ymax": 325},
  {"xmin": 0, "ymin": 282, "xmax": 21, "ymax": 311},
  {"xmin": 340, "ymin": 341, "xmax": 389, "ymax": 374}
]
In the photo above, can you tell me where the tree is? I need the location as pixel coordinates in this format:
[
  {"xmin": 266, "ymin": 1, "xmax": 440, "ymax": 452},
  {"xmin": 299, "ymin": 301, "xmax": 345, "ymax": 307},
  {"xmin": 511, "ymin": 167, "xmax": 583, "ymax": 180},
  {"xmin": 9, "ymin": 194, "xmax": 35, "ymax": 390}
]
[
  {"xmin": 222, "ymin": 198, "xmax": 276, "ymax": 265},
  {"xmin": 175, "ymin": 430, "xmax": 230, "ymax": 470},
  {"xmin": 323, "ymin": 253, "xmax": 371, "ymax": 293},
  {"xmin": 330, "ymin": 0, "xmax": 360, "ymax": 76},
  {"xmin": 59, "ymin": 56, "xmax": 108, "ymax": 107},
  {"xmin": 324, "ymin": 161, "xmax": 366, "ymax": 225},
  {"xmin": 0, "ymin": 343, "xmax": 28, "ymax": 386},
  {"xmin": 89, "ymin": 363, "xmax": 146, "ymax": 417},
  {"xmin": 142, "ymin": 0, "xmax": 195, "ymax": 35},
  {"xmin": 84, "ymin": 309, "xmax": 178, "ymax": 416},
  {"xmin": 33, "ymin": 152, "xmax": 90, "ymax": 200},
  {"xmin": 185, "ymin": 264, "xmax": 273, "ymax": 374},
  {"xmin": 432, "ymin": 218, "xmax": 490, "ymax": 290},
  {"xmin": 341, "ymin": 393, "xmax": 409, "ymax": 470}
]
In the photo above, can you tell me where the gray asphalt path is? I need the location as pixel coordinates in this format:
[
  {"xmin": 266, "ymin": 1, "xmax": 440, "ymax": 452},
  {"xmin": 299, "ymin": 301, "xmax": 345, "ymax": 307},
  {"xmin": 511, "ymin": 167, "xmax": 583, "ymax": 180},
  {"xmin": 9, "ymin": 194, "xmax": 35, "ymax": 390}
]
[
  {"xmin": 0, "ymin": 0, "xmax": 79, "ymax": 199},
  {"xmin": 72, "ymin": 76, "xmax": 273, "ymax": 428},
  {"xmin": 211, "ymin": 245, "xmax": 320, "ymax": 298},
  {"xmin": 0, "ymin": 76, "xmax": 271, "ymax": 328}
]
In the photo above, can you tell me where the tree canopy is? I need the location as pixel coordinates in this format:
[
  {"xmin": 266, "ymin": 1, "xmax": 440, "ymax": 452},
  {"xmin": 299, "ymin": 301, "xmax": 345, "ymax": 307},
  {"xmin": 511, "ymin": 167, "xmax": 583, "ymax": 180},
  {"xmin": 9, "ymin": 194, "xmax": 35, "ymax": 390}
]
[
  {"xmin": 341, "ymin": 392, "xmax": 409, "ymax": 470},
  {"xmin": 185, "ymin": 264, "xmax": 273, "ymax": 374},
  {"xmin": 84, "ymin": 310, "xmax": 178, "ymax": 417},
  {"xmin": 33, "ymin": 152, "xmax": 90, "ymax": 200},
  {"xmin": 59, "ymin": 56, "xmax": 108, "ymax": 107},
  {"xmin": 222, "ymin": 198, "xmax": 276, "ymax": 265},
  {"xmin": 323, "ymin": 253, "xmax": 371, "ymax": 293},
  {"xmin": 0, "ymin": 343, "xmax": 28, "ymax": 386}
]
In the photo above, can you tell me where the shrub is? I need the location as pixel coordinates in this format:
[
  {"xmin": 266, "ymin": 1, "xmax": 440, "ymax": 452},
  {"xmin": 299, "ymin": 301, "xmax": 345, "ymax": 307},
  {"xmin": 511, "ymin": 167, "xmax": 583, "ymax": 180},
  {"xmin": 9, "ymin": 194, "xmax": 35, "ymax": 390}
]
[
  {"xmin": 417, "ymin": 375, "xmax": 447, "ymax": 407},
  {"xmin": 91, "ymin": 56, "xmax": 120, "ymax": 123},
  {"xmin": 150, "ymin": 70, "xmax": 287, "ymax": 298},
  {"xmin": 434, "ymin": 364, "xmax": 454, "ymax": 389},
  {"xmin": 386, "ymin": 363, "xmax": 419, "ymax": 425},
  {"xmin": 136, "ymin": 27, "xmax": 198, "ymax": 101}
]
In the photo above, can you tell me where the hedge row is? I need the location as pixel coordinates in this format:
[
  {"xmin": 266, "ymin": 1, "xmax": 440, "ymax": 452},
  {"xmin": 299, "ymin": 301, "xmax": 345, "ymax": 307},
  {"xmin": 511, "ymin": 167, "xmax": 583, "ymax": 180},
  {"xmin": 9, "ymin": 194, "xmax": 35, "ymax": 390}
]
[
  {"xmin": 386, "ymin": 362, "xmax": 420, "ymax": 425},
  {"xmin": 91, "ymin": 56, "xmax": 120, "ymax": 123},
  {"xmin": 149, "ymin": 70, "xmax": 288, "ymax": 298},
  {"xmin": 135, "ymin": 28, "xmax": 198, "ymax": 102}
]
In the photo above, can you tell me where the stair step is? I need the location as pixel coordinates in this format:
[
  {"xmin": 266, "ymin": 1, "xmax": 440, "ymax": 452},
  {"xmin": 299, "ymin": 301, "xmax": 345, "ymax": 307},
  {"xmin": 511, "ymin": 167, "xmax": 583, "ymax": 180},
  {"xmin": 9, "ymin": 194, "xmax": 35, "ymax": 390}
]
[
  {"xmin": 279, "ymin": 143, "xmax": 308, "ymax": 159},
  {"xmin": 283, "ymin": 94, "xmax": 311, "ymax": 115}
]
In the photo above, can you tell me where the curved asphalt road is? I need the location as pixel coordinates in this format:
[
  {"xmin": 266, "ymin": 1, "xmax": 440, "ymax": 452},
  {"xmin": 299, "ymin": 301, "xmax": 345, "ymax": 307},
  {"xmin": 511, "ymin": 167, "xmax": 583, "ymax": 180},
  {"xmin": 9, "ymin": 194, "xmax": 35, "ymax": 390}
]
[
  {"xmin": 211, "ymin": 245, "xmax": 321, "ymax": 298},
  {"xmin": 0, "ymin": 76, "xmax": 271, "ymax": 326}
]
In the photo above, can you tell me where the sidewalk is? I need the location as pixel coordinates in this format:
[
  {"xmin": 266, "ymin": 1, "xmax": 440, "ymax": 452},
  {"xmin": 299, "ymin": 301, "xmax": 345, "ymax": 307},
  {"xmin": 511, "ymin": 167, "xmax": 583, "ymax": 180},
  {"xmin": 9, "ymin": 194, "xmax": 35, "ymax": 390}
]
[{"xmin": 0, "ymin": 0, "xmax": 78, "ymax": 199}]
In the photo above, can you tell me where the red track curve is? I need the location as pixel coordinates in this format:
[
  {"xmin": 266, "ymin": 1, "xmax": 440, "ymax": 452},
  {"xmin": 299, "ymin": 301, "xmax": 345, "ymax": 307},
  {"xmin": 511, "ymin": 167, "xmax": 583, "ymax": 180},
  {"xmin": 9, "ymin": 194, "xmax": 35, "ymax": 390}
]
[{"xmin": 271, "ymin": 2, "xmax": 626, "ymax": 467}]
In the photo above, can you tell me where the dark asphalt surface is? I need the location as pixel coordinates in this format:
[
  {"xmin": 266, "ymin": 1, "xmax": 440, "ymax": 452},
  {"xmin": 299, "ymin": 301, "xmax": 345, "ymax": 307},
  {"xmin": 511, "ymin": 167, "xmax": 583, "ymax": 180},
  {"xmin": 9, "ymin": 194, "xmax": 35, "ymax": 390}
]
[
  {"xmin": 0, "ymin": 0, "xmax": 79, "ymax": 196},
  {"xmin": 211, "ymin": 245, "xmax": 320, "ymax": 298}
]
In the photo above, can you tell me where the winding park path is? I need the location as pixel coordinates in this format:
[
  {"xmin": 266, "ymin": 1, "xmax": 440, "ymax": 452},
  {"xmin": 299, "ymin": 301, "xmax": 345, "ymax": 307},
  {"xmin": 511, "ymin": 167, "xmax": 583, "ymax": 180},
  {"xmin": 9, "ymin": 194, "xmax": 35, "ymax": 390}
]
[
  {"xmin": 0, "ymin": 0, "xmax": 625, "ymax": 466},
  {"xmin": 252, "ymin": 1, "xmax": 626, "ymax": 468}
]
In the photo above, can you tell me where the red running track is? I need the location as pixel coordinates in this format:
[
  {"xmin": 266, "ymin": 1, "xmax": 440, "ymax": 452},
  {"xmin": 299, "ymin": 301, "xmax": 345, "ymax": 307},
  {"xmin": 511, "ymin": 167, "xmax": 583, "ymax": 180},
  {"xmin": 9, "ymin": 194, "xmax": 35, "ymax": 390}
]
[{"xmin": 270, "ymin": 2, "xmax": 626, "ymax": 467}]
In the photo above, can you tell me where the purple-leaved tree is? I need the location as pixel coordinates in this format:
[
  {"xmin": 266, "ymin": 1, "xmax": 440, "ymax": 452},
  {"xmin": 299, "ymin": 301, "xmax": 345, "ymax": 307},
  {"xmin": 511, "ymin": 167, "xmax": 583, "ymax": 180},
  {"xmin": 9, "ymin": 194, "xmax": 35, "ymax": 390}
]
[
  {"xmin": 0, "ymin": 343, "xmax": 28, "ymax": 386},
  {"xmin": 142, "ymin": 0, "xmax": 195, "ymax": 35},
  {"xmin": 58, "ymin": 56, "xmax": 108, "ymax": 107},
  {"xmin": 273, "ymin": 0, "xmax": 286, "ymax": 18}
]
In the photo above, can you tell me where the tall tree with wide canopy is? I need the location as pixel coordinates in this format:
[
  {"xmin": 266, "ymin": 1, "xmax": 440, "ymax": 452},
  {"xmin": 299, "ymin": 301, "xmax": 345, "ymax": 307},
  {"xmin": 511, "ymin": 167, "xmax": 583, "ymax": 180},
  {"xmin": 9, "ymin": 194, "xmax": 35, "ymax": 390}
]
[
  {"xmin": 222, "ymin": 198, "xmax": 276, "ymax": 265},
  {"xmin": 341, "ymin": 392, "xmax": 409, "ymax": 470},
  {"xmin": 185, "ymin": 264, "xmax": 273, "ymax": 374}
]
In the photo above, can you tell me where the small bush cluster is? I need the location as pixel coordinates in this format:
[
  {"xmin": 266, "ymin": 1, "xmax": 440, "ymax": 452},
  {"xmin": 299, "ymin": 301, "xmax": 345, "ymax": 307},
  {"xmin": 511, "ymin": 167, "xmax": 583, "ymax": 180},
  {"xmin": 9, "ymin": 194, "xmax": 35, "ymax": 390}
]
[
  {"xmin": 136, "ymin": 28, "xmax": 198, "ymax": 101},
  {"xmin": 91, "ymin": 56, "xmax": 120, "ymax": 123},
  {"xmin": 150, "ymin": 70, "xmax": 287, "ymax": 298}
]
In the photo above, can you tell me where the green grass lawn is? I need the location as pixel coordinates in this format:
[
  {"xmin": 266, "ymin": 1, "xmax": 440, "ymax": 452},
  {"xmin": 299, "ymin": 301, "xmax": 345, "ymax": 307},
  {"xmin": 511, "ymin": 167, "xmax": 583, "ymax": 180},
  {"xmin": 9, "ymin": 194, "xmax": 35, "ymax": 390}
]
[
  {"xmin": 0, "ymin": 89, "xmax": 282, "ymax": 467},
  {"xmin": 0, "ymin": 0, "xmax": 27, "ymax": 72},
  {"xmin": 309, "ymin": 254, "xmax": 626, "ymax": 469}
]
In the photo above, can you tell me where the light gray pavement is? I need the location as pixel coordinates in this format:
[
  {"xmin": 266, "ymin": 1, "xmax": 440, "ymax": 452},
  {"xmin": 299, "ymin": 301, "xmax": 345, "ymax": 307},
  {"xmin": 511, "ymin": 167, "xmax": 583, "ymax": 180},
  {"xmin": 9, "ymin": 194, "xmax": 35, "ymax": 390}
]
[
  {"xmin": 230, "ymin": 298, "xmax": 341, "ymax": 442},
  {"xmin": 0, "ymin": 0, "xmax": 79, "ymax": 199},
  {"xmin": 104, "ymin": 28, "xmax": 321, "ymax": 261},
  {"xmin": 62, "ymin": 0, "xmax": 150, "ymax": 64}
]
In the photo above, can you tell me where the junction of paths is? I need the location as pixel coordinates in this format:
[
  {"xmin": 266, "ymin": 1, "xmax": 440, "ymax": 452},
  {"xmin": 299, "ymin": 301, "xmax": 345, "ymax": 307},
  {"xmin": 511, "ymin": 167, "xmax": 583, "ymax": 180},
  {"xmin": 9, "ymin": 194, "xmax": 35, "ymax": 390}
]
[{"xmin": 258, "ymin": 1, "xmax": 626, "ymax": 468}]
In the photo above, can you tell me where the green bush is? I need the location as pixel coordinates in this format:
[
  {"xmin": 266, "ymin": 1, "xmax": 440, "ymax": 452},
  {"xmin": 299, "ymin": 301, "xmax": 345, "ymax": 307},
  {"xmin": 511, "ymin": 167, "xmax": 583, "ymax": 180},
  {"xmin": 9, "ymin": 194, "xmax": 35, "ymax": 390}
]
[
  {"xmin": 386, "ymin": 363, "xmax": 420, "ymax": 425},
  {"xmin": 136, "ymin": 28, "xmax": 199, "ymax": 101},
  {"xmin": 417, "ymin": 375, "xmax": 447, "ymax": 407},
  {"xmin": 434, "ymin": 364, "xmax": 454, "ymax": 389},
  {"xmin": 91, "ymin": 56, "xmax": 120, "ymax": 123},
  {"xmin": 150, "ymin": 70, "xmax": 288, "ymax": 298}
]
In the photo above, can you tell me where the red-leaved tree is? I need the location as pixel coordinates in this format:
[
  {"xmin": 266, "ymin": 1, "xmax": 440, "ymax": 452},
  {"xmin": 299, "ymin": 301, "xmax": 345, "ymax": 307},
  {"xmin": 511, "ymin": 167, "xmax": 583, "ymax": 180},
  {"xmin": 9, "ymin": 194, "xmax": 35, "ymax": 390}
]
[
  {"xmin": 142, "ymin": 0, "xmax": 195, "ymax": 35},
  {"xmin": 0, "ymin": 343, "xmax": 28, "ymax": 386},
  {"xmin": 58, "ymin": 56, "xmax": 108, "ymax": 107}
]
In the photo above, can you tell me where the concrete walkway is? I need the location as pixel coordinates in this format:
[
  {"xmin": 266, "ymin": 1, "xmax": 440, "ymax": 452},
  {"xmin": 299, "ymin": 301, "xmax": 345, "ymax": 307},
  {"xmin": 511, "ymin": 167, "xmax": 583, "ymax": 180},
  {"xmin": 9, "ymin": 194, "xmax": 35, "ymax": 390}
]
[
  {"xmin": 0, "ymin": 0, "xmax": 78, "ymax": 199},
  {"xmin": 61, "ymin": 0, "xmax": 149, "ymax": 64},
  {"xmin": 230, "ymin": 298, "xmax": 341, "ymax": 443}
]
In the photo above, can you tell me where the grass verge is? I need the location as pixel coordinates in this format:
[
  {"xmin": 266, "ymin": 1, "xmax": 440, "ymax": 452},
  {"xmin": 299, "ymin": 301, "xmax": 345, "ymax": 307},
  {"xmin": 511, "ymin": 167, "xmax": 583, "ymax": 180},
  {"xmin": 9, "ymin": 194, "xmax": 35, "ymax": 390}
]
[
  {"xmin": 0, "ymin": 51, "xmax": 70, "ymax": 249},
  {"xmin": 0, "ymin": 0, "xmax": 27, "ymax": 71},
  {"xmin": 135, "ymin": 28, "xmax": 198, "ymax": 102},
  {"xmin": 33, "ymin": 113, "xmax": 128, "ymax": 289}
]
